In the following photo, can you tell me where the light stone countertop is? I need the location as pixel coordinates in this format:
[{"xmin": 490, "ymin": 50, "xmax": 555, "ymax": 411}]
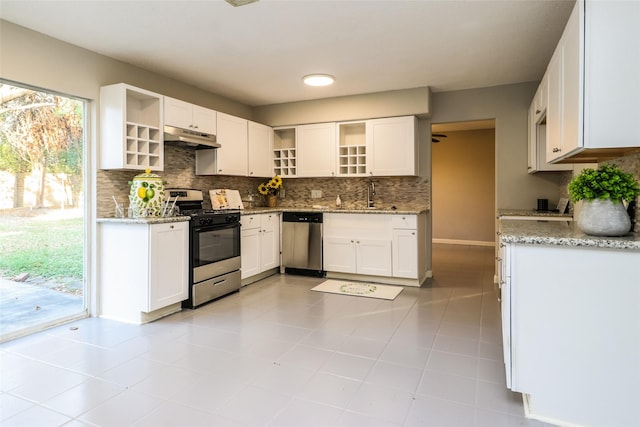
[
  {"xmin": 97, "ymin": 216, "xmax": 191, "ymax": 224},
  {"xmin": 498, "ymin": 209, "xmax": 572, "ymax": 219},
  {"xmin": 499, "ymin": 219, "xmax": 640, "ymax": 250},
  {"xmin": 242, "ymin": 206, "xmax": 429, "ymax": 215}
]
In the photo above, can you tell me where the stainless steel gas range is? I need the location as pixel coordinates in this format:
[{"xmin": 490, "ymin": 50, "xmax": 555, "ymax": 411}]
[{"xmin": 167, "ymin": 189, "xmax": 241, "ymax": 308}]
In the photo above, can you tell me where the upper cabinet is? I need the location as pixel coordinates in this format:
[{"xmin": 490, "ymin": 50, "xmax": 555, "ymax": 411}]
[
  {"xmin": 337, "ymin": 121, "xmax": 367, "ymax": 177},
  {"xmin": 366, "ymin": 116, "xmax": 419, "ymax": 176},
  {"xmin": 297, "ymin": 122, "xmax": 337, "ymax": 177},
  {"xmin": 248, "ymin": 121, "xmax": 274, "ymax": 178},
  {"xmin": 100, "ymin": 83, "xmax": 164, "ymax": 171},
  {"xmin": 273, "ymin": 127, "xmax": 297, "ymax": 177},
  {"xmin": 216, "ymin": 112, "xmax": 248, "ymax": 176},
  {"xmin": 528, "ymin": 72, "xmax": 571, "ymax": 173},
  {"xmin": 546, "ymin": 0, "xmax": 640, "ymax": 164},
  {"xmin": 163, "ymin": 96, "xmax": 216, "ymax": 135}
]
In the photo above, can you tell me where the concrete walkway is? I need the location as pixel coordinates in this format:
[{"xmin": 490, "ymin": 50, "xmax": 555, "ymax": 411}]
[{"xmin": 0, "ymin": 278, "xmax": 83, "ymax": 340}]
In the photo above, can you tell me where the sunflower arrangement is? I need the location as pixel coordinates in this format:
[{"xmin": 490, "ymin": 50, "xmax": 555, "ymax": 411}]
[{"xmin": 258, "ymin": 175, "xmax": 283, "ymax": 196}]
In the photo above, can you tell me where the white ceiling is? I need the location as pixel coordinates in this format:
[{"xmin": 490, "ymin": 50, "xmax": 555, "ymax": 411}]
[{"xmin": 0, "ymin": 0, "xmax": 575, "ymax": 107}]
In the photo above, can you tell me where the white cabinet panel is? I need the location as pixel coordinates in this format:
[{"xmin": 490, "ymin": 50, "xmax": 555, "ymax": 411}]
[
  {"xmin": 366, "ymin": 116, "xmax": 418, "ymax": 176},
  {"xmin": 297, "ymin": 122, "xmax": 337, "ymax": 177},
  {"xmin": 392, "ymin": 229, "xmax": 417, "ymax": 279},
  {"xmin": 357, "ymin": 239, "xmax": 392, "ymax": 276},
  {"xmin": 216, "ymin": 112, "xmax": 248, "ymax": 176},
  {"xmin": 148, "ymin": 222, "xmax": 189, "ymax": 311},
  {"xmin": 164, "ymin": 96, "xmax": 216, "ymax": 134},
  {"xmin": 240, "ymin": 213, "xmax": 280, "ymax": 282},
  {"xmin": 248, "ymin": 121, "xmax": 274, "ymax": 178}
]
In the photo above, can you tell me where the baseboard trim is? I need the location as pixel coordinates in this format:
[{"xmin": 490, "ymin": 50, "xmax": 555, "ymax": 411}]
[{"xmin": 432, "ymin": 238, "xmax": 495, "ymax": 247}]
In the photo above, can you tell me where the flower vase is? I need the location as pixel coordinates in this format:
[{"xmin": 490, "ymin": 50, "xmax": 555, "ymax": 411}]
[
  {"xmin": 267, "ymin": 195, "xmax": 277, "ymax": 208},
  {"xmin": 577, "ymin": 199, "xmax": 631, "ymax": 236}
]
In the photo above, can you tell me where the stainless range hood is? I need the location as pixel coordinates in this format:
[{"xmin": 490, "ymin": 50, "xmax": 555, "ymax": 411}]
[{"xmin": 164, "ymin": 125, "xmax": 220, "ymax": 149}]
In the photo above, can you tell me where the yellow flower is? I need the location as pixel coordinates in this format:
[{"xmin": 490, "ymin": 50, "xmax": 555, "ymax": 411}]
[{"xmin": 258, "ymin": 175, "xmax": 283, "ymax": 196}]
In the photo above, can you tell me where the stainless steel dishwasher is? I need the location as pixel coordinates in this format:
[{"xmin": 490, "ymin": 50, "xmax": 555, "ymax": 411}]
[{"xmin": 281, "ymin": 212, "xmax": 325, "ymax": 277}]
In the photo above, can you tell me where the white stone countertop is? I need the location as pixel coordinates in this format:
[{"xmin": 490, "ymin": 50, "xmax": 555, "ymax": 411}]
[
  {"xmin": 97, "ymin": 216, "xmax": 190, "ymax": 224},
  {"xmin": 499, "ymin": 219, "xmax": 640, "ymax": 250},
  {"xmin": 242, "ymin": 206, "xmax": 429, "ymax": 215}
]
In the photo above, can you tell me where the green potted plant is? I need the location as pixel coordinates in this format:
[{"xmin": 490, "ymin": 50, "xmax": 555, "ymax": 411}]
[{"xmin": 568, "ymin": 164, "xmax": 640, "ymax": 236}]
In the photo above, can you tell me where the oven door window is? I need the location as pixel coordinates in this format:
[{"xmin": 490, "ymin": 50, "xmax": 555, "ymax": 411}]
[{"xmin": 193, "ymin": 224, "xmax": 240, "ymax": 268}]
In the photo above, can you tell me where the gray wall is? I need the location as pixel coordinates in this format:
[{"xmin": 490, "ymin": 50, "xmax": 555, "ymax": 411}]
[{"xmin": 430, "ymin": 84, "xmax": 573, "ymax": 211}]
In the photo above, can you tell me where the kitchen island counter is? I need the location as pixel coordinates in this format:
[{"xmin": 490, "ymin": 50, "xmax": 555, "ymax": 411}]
[{"xmin": 500, "ymin": 219, "xmax": 640, "ymax": 250}]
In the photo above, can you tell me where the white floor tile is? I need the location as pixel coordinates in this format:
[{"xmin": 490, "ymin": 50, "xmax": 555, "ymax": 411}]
[{"xmin": 1, "ymin": 245, "xmax": 532, "ymax": 427}]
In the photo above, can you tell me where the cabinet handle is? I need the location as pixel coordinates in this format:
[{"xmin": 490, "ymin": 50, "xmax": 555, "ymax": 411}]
[
  {"xmin": 535, "ymin": 109, "xmax": 541, "ymax": 114},
  {"xmin": 193, "ymin": 125, "xmax": 198, "ymax": 129},
  {"xmin": 170, "ymin": 225, "xmax": 174, "ymax": 229},
  {"xmin": 218, "ymin": 169, "xmax": 223, "ymax": 172},
  {"xmin": 552, "ymin": 147, "xmax": 561, "ymax": 153},
  {"xmin": 411, "ymin": 232, "xmax": 415, "ymax": 235}
]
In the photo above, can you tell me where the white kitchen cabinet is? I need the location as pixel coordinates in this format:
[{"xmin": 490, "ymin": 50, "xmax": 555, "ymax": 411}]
[
  {"xmin": 297, "ymin": 122, "xmax": 337, "ymax": 177},
  {"xmin": 164, "ymin": 96, "xmax": 216, "ymax": 135},
  {"xmin": 528, "ymin": 73, "xmax": 571, "ymax": 173},
  {"xmin": 392, "ymin": 229, "xmax": 417, "ymax": 278},
  {"xmin": 324, "ymin": 212, "xmax": 427, "ymax": 285},
  {"xmin": 216, "ymin": 112, "xmax": 248, "ymax": 176},
  {"xmin": 323, "ymin": 236, "xmax": 391, "ymax": 276},
  {"xmin": 273, "ymin": 127, "xmax": 297, "ymax": 177},
  {"xmin": 100, "ymin": 83, "xmax": 164, "ymax": 171},
  {"xmin": 240, "ymin": 213, "xmax": 280, "ymax": 284},
  {"xmin": 366, "ymin": 116, "xmax": 419, "ymax": 176},
  {"xmin": 501, "ymin": 242, "xmax": 640, "ymax": 426},
  {"xmin": 248, "ymin": 121, "xmax": 274, "ymax": 178},
  {"xmin": 98, "ymin": 220, "xmax": 189, "ymax": 324},
  {"xmin": 546, "ymin": 0, "xmax": 640, "ymax": 163},
  {"xmin": 337, "ymin": 121, "xmax": 367, "ymax": 177}
]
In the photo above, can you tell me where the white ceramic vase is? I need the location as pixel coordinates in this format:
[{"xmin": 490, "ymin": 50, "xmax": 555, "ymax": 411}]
[{"xmin": 577, "ymin": 199, "xmax": 631, "ymax": 236}]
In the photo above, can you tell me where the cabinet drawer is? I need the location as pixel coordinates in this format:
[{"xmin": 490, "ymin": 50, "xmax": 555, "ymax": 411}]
[
  {"xmin": 391, "ymin": 215, "xmax": 416, "ymax": 229},
  {"xmin": 240, "ymin": 214, "xmax": 260, "ymax": 229}
]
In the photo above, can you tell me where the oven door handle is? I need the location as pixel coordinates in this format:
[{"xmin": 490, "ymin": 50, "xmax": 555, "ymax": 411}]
[{"xmin": 193, "ymin": 223, "xmax": 239, "ymax": 233}]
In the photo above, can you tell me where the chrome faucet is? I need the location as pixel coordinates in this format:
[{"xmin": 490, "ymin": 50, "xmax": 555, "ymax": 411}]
[{"xmin": 367, "ymin": 181, "xmax": 376, "ymax": 208}]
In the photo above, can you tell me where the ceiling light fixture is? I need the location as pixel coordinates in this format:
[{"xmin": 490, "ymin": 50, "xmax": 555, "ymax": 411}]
[{"xmin": 303, "ymin": 74, "xmax": 335, "ymax": 87}]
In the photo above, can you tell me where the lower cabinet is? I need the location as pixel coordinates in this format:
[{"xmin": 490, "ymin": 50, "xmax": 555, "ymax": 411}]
[
  {"xmin": 323, "ymin": 236, "xmax": 391, "ymax": 276},
  {"xmin": 501, "ymin": 242, "xmax": 640, "ymax": 426},
  {"xmin": 241, "ymin": 213, "xmax": 280, "ymax": 284},
  {"xmin": 323, "ymin": 213, "xmax": 426, "ymax": 286},
  {"xmin": 99, "ymin": 220, "xmax": 189, "ymax": 324}
]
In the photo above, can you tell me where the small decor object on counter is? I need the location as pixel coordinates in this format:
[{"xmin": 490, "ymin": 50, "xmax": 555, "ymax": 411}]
[
  {"xmin": 336, "ymin": 194, "xmax": 342, "ymax": 208},
  {"xmin": 128, "ymin": 169, "xmax": 166, "ymax": 217},
  {"xmin": 568, "ymin": 164, "xmax": 640, "ymax": 236},
  {"xmin": 258, "ymin": 175, "xmax": 283, "ymax": 207}
]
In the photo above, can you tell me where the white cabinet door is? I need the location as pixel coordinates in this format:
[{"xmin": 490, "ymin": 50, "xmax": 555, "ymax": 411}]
[
  {"xmin": 191, "ymin": 105, "xmax": 216, "ymax": 135},
  {"xmin": 164, "ymin": 97, "xmax": 192, "ymax": 130},
  {"xmin": 216, "ymin": 112, "xmax": 248, "ymax": 176},
  {"xmin": 248, "ymin": 121, "xmax": 274, "ymax": 178},
  {"xmin": 241, "ymin": 226, "xmax": 261, "ymax": 280},
  {"xmin": 297, "ymin": 122, "xmax": 337, "ymax": 177},
  {"xmin": 366, "ymin": 116, "xmax": 418, "ymax": 176},
  {"xmin": 546, "ymin": 47, "xmax": 562, "ymax": 163},
  {"xmin": 357, "ymin": 239, "xmax": 392, "ymax": 276},
  {"xmin": 260, "ymin": 213, "xmax": 280, "ymax": 271},
  {"xmin": 323, "ymin": 236, "xmax": 357, "ymax": 273},
  {"xmin": 392, "ymin": 229, "xmax": 417, "ymax": 278},
  {"xmin": 165, "ymin": 97, "xmax": 216, "ymax": 134},
  {"xmin": 499, "ymin": 243, "xmax": 512, "ymax": 389},
  {"xmin": 148, "ymin": 222, "xmax": 188, "ymax": 312}
]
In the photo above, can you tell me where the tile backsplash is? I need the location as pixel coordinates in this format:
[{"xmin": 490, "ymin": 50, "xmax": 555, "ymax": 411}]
[{"xmin": 97, "ymin": 145, "xmax": 430, "ymax": 217}]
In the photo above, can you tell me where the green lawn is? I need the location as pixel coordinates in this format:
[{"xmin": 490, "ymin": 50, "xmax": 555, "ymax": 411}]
[{"xmin": 0, "ymin": 213, "xmax": 83, "ymax": 280}]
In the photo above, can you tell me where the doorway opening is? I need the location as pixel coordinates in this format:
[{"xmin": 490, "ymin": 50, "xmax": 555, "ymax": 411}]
[
  {"xmin": 0, "ymin": 81, "xmax": 88, "ymax": 342},
  {"xmin": 431, "ymin": 120, "xmax": 496, "ymax": 247}
]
